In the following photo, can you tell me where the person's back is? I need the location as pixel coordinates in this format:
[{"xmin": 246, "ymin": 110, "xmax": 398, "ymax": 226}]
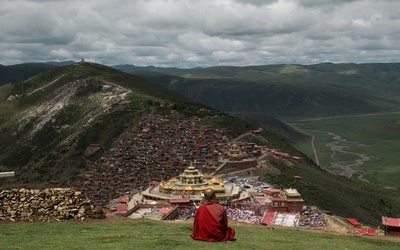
[{"xmin": 190, "ymin": 188, "xmax": 235, "ymax": 242}]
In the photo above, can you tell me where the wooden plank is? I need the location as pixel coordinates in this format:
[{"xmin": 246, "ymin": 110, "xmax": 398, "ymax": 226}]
[{"xmin": 0, "ymin": 171, "xmax": 15, "ymax": 178}]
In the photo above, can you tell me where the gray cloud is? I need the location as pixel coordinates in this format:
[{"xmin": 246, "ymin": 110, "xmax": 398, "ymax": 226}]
[
  {"xmin": 0, "ymin": 0, "xmax": 399, "ymax": 67},
  {"xmin": 294, "ymin": 0, "xmax": 362, "ymax": 8}
]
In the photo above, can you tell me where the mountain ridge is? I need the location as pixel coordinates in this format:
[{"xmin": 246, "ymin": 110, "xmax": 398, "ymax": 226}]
[{"xmin": 130, "ymin": 62, "xmax": 400, "ymax": 118}]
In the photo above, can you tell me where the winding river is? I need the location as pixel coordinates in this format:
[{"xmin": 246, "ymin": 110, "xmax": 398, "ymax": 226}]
[{"xmin": 325, "ymin": 132, "xmax": 377, "ymax": 183}]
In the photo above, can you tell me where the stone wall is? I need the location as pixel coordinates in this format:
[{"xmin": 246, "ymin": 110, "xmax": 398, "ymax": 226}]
[{"xmin": 0, "ymin": 188, "xmax": 105, "ymax": 222}]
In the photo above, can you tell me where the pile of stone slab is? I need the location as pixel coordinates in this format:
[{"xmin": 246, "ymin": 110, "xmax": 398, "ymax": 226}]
[{"xmin": 0, "ymin": 188, "xmax": 105, "ymax": 222}]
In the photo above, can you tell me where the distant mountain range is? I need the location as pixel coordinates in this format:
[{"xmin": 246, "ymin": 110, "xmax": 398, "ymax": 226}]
[
  {"xmin": 128, "ymin": 63, "xmax": 400, "ymax": 118},
  {"xmin": 0, "ymin": 61, "xmax": 175, "ymax": 86},
  {"xmin": 3, "ymin": 61, "xmax": 399, "ymax": 119}
]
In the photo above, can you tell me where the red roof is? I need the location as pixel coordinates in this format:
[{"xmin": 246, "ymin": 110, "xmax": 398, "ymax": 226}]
[
  {"xmin": 253, "ymin": 196, "xmax": 269, "ymax": 204},
  {"xmin": 382, "ymin": 216, "xmax": 400, "ymax": 227},
  {"xmin": 262, "ymin": 212, "xmax": 276, "ymax": 225},
  {"xmin": 158, "ymin": 207, "xmax": 171, "ymax": 214},
  {"xmin": 196, "ymin": 144, "xmax": 207, "ymax": 148},
  {"xmin": 115, "ymin": 205, "xmax": 128, "ymax": 214},
  {"xmin": 117, "ymin": 196, "xmax": 129, "ymax": 203},
  {"xmin": 359, "ymin": 227, "xmax": 377, "ymax": 236},
  {"xmin": 169, "ymin": 198, "xmax": 190, "ymax": 204},
  {"xmin": 270, "ymin": 197, "xmax": 286, "ymax": 202},
  {"xmin": 262, "ymin": 189, "xmax": 281, "ymax": 195},
  {"xmin": 346, "ymin": 218, "xmax": 361, "ymax": 226}
]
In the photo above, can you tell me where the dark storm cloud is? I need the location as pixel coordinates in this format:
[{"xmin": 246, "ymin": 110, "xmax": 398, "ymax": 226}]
[{"xmin": 0, "ymin": 0, "xmax": 399, "ymax": 67}]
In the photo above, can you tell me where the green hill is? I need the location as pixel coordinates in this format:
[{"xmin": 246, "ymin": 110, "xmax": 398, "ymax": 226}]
[{"xmin": 0, "ymin": 61, "xmax": 199, "ymax": 187}]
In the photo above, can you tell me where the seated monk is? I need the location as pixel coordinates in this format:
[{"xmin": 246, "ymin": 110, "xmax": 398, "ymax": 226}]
[{"xmin": 190, "ymin": 188, "xmax": 235, "ymax": 242}]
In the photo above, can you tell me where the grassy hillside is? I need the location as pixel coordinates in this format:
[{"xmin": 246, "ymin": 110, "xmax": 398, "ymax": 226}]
[
  {"xmin": 234, "ymin": 112, "xmax": 309, "ymax": 142},
  {"xmin": 1, "ymin": 219, "xmax": 399, "ymax": 250},
  {"xmin": 0, "ymin": 62, "xmax": 204, "ymax": 188}
]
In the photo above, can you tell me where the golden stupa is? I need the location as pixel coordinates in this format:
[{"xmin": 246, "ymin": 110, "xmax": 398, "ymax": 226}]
[
  {"xmin": 159, "ymin": 162, "xmax": 225, "ymax": 195},
  {"xmin": 227, "ymin": 143, "xmax": 244, "ymax": 161}
]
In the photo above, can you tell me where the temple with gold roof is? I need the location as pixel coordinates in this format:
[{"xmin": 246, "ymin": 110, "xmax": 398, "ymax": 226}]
[
  {"xmin": 141, "ymin": 162, "xmax": 240, "ymax": 204},
  {"xmin": 227, "ymin": 143, "xmax": 244, "ymax": 161}
]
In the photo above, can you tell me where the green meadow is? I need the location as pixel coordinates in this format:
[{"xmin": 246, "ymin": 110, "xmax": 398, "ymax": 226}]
[
  {"xmin": 1, "ymin": 219, "xmax": 399, "ymax": 250},
  {"xmin": 288, "ymin": 112, "xmax": 400, "ymax": 188}
]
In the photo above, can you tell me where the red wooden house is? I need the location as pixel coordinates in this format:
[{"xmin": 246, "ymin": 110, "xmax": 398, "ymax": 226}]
[
  {"xmin": 284, "ymin": 188, "xmax": 304, "ymax": 212},
  {"xmin": 346, "ymin": 218, "xmax": 362, "ymax": 229},
  {"xmin": 382, "ymin": 216, "xmax": 400, "ymax": 236}
]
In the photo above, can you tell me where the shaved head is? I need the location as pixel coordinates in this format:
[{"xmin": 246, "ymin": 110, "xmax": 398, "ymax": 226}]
[{"xmin": 203, "ymin": 188, "xmax": 216, "ymax": 201}]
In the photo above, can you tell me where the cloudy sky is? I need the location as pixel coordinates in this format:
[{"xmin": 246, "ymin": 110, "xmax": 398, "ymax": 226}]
[{"xmin": 1, "ymin": 0, "xmax": 399, "ymax": 67}]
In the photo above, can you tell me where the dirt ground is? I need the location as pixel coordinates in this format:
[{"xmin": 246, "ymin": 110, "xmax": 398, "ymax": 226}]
[{"xmin": 318, "ymin": 213, "xmax": 351, "ymax": 234}]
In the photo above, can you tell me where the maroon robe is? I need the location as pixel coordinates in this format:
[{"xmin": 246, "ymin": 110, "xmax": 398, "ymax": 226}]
[{"xmin": 190, "ymin": 201, "xmax": 235, "ymax": 242}]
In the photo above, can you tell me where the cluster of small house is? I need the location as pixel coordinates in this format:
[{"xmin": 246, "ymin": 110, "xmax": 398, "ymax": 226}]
[
  {"xmin": 74, "ymin": 113, "xmax": 262, "ymax": 207},
  {"xmin": 255, "ymin": 188, "xmax": 304, "ymax": 213}
]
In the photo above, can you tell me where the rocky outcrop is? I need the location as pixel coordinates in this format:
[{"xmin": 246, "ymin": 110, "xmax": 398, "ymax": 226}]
[{"xmin": 0, "ymin": 188, "xmax": 105, "ymax": 222}]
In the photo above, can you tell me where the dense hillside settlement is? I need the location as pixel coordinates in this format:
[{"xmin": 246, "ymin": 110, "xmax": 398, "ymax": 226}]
[
  {"xmin": 2, "ymin": 107, "xmax": 396, "ymax": 235},
  {"xmin": 1, "ymin": 105, "xmax": 398, "ymax": 236},
  {"xmin": 58, "ymin": 111, "xmax": 383, "ymax": 236},
  {"xmin": 73, "ymin": 112, "xmax": 261, "ymax": 207}
]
